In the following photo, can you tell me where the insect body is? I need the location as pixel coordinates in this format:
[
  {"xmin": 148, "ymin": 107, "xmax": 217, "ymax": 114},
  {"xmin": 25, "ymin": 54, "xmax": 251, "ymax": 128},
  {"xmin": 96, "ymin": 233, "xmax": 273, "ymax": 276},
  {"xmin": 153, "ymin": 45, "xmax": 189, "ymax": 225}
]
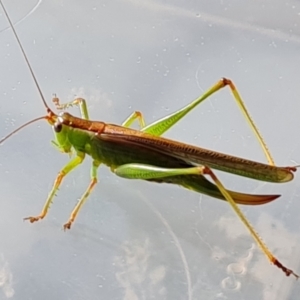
[{"xmin": 0, "ymin": 1, "xmax": 298, "ymax": 278}]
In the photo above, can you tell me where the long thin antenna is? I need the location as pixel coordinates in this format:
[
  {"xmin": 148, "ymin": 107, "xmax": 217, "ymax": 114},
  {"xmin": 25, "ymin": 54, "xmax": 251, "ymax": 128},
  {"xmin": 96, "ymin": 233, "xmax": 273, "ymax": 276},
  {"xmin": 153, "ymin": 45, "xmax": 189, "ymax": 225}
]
[
  {"xmin": 0, "ymin": 1, "xmax": 50, "ymax": 111},
  {"xmin": 0, "ymin": 116, "xmax": 47, "ymax": 144},
  {"xmin": 0, "ymin": 1, "xmax": 54, "ymax": 145}
]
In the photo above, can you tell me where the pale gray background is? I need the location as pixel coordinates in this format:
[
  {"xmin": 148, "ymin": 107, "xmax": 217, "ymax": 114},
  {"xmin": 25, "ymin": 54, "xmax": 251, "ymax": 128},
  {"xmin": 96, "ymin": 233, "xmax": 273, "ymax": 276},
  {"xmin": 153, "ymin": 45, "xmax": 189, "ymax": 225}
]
[{"xmin": 0, "ymin": 0, "xmax": 300, "ymax": 299}]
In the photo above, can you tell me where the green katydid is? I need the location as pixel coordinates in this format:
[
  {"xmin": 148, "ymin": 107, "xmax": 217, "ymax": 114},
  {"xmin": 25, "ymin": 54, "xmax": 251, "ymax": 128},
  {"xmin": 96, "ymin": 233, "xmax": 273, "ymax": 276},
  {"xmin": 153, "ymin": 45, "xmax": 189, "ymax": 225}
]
[{"xmin": 0, "ymin": 1, "xmax": 298, "ymax": 278}]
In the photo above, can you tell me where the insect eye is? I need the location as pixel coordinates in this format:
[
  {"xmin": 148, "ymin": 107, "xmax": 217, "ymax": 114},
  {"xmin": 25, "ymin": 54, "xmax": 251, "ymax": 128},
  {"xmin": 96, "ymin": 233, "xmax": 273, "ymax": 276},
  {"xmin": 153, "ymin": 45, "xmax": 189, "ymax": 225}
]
[{"xmin": 54, "ymin": 122, "xmax": 63, "ymax": 133}]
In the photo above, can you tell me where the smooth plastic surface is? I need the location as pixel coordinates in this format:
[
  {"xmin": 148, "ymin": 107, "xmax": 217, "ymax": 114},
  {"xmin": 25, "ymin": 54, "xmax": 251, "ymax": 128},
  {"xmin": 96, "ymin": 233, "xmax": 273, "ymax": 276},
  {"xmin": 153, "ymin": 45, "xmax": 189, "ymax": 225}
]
[{"xmin": 0, "ymin": 0, "xmax": 300, "ymax": 299}]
